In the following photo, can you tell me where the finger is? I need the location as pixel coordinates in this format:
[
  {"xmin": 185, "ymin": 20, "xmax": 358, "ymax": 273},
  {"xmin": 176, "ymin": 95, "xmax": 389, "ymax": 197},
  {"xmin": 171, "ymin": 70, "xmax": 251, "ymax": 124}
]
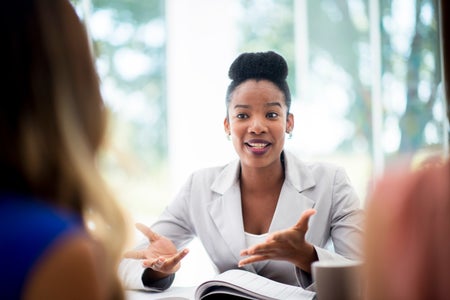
[
  {"xmin": 240, "ymin": 244, "xmax": 276, "ymax": 258},
  {"xmin": 240, "ymin": 238, "xmax": 278, "ymax": 256},
  {"xmin": 173, "ymin": 248, "xmax": 189, "ymax": 262},
  {"xmin": 142, "ymin": 258, "xmax": 163, "ymax": 269},
  {"xmin": 240, "ymin": 249, "xmax": 249, "ymax": 256},
  {"xmin": 144, "ymin": 249, "xmax": 189, "ymax": 272},
  {"xmin": 123, "ymin": 249, "xmax": 146, "ymax": 260},
  {"xmin": 294, "ymin": 209, "xmax": 316, "ymax": 233},
  {"xmin": 239, "ymin": 246, "xmax": 259, "ymax": 256},
  {"xmin": 135, "ymin": 223, "xmax": 160, "ymax": 242},
  {"xmin": 238, "ymin": 254, "xmax": 270, "ymax": 267},
  {"xmin": 163, "ymin": 248, "xmax": 189, "ymax": 269}
]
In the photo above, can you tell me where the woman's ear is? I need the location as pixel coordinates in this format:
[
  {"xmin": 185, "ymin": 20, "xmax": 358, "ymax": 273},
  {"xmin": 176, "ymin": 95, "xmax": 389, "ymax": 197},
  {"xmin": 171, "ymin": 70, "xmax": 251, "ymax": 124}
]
[
  {"xmin": 224, "ymin": 117, "xmax": 230, "ymax": 135},
  {"xmin": 286, "ymin": 113, "xmax": 294, "ymax": 133}
]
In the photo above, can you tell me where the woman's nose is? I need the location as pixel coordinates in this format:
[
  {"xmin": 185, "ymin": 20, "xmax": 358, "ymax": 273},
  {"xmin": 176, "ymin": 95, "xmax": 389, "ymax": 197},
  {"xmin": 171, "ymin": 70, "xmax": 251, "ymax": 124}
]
[{"xmin": 248, "ymin": 117, "xmax": 267, "ymax": 134}]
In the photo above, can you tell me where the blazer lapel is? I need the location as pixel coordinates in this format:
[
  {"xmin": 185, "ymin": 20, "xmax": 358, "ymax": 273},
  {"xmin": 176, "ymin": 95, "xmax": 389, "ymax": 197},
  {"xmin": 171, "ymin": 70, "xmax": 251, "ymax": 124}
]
[
  {"xmin": 269, "ymin": 183, "xmax": 315, "ymax": 233},
  {"xmin": 270, "ymin": 151, "xmax": 317, "ymax": 232},
  {"xmin": 208, "ymin": 160, "xmax": 255, "ymax": 270}
]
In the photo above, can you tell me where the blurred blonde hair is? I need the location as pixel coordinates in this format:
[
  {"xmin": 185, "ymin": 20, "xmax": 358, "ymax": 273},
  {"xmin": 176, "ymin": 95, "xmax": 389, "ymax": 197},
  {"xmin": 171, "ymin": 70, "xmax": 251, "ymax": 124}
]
[{"xmin": 0, "ymin": 0, "xmax": 129, "ymax": 294}]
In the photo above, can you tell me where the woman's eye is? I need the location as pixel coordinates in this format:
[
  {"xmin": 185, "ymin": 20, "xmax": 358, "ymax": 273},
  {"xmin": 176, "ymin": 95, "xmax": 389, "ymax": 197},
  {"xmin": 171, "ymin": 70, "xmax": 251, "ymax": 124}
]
[
  {"xmin": 267, "ymin": 112, "xmax": 279, "ymax": 119},
  {"xmin": 236, "ymin": 113, "xmax": 248, "ymax": 119}
]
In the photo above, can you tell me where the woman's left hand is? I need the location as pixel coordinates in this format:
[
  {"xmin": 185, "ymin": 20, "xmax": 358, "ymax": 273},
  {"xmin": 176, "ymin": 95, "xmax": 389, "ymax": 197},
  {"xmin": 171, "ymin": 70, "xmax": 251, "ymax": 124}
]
[{"xmin": 238, "ymin": 209, "xmax": 318, "ymax": 273}]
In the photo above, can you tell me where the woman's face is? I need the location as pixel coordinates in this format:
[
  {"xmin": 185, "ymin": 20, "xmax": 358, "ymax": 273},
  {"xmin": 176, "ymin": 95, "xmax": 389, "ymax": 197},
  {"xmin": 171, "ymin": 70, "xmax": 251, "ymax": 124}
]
[{"xmin": 224, "ymin": 79, "xmax": 294, "ymax": 170}]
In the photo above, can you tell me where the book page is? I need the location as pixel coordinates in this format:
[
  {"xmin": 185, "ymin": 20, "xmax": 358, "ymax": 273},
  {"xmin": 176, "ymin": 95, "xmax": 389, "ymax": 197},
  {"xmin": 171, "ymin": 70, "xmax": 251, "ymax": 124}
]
[{"xmin": 195, "ymin": 269, "xmax": 316, "ymax": 300}]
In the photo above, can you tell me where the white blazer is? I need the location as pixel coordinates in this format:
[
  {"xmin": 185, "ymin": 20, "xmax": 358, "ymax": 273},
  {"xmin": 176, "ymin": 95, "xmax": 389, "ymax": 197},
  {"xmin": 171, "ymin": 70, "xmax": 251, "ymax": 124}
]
[{"xmin": 119, "ymin": 151, "xmax": 364, "ymax": 290}]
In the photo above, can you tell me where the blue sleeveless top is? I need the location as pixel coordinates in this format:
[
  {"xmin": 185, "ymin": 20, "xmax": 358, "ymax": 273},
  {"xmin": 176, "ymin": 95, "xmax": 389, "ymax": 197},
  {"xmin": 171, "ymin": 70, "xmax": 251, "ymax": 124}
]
[{"xmin": 0, "ymin": 194, "xmax": 82, "ymax": 299}]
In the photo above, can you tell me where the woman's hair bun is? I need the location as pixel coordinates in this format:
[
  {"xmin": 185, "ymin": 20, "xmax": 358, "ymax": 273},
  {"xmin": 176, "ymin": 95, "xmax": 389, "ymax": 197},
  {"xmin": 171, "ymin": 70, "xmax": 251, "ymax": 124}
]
[{"xmin": 228, "ymin": 51, "xmax": 288, "ymax": 82}]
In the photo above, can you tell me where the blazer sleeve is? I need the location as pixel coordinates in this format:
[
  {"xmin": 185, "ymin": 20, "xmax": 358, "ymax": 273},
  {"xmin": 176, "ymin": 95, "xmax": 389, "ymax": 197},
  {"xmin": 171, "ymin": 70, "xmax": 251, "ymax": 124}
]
[
  {"xmin": 296, "ymin": 166, "xmax": 364, "ymax": 288},
  {"xmin": 327, "ymin": 167, "xmax": 364, "ymax": 259}
]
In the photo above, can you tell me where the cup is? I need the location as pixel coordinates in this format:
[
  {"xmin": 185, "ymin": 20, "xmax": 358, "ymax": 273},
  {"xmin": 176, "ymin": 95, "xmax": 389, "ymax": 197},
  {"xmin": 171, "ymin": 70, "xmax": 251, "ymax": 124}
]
[{"xmin": 311, "ymin": 260, "xmax": 363, "ymax": 300}]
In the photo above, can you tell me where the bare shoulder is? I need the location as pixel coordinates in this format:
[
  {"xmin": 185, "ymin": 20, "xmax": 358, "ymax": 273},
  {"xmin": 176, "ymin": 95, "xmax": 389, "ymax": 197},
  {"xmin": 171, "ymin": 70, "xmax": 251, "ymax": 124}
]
[{"xmin": 23, "ymin": 232, "xmax": 114, "ymax": 300}]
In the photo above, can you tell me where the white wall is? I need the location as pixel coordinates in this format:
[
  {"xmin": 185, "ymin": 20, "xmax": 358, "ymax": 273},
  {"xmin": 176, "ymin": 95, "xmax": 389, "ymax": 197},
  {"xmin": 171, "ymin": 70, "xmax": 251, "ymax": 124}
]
[
  {"xmin": 165, "ymin": 0, "xmax": 241, "ymax": 285},
  {"xmin": 166, "ymin": 0, "xmax": 241, "ymax": 194}
]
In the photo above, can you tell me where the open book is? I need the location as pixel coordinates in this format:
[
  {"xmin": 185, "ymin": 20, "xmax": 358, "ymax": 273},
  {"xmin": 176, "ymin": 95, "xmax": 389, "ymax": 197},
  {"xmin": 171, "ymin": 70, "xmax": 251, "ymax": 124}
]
[{"xmin": 194, "ymin": 269, "xmax": 316, "ymax": 300}]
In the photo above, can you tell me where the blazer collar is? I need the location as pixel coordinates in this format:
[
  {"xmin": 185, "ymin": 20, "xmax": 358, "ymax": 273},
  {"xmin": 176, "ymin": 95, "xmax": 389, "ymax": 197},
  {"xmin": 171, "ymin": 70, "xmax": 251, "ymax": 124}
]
[
  {"xmin": 282, "ymin": 150, "xmax": 316, "ymax": 193},
  {"xmin": 210, "ymin": 150, "xmax": 317, "ymax": 195},
  {"xmin": 210, "ymin": 158, "xmax": 240, "ymax": 194}
]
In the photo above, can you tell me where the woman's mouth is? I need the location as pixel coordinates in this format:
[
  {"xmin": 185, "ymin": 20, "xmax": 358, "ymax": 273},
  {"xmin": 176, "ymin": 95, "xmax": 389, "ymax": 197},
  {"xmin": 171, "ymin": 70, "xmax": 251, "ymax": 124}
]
[{"xmin": 245, "ymin": 140, "xmax": 271, "ymax": 155}]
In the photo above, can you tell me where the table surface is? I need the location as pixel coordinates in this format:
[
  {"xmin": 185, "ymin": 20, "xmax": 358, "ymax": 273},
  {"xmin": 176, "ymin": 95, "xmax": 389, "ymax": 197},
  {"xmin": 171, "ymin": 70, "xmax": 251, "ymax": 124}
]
[{"xmin": 126, "ymin": 286, "xmax": 196, "ymax": 300}]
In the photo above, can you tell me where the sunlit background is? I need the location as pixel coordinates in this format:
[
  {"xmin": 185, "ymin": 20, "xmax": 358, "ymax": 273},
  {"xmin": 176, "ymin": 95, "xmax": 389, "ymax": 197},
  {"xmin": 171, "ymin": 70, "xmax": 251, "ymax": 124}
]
[{"xmin": 72, "ymin": 0, "xmax": 448, "ymax": 286}]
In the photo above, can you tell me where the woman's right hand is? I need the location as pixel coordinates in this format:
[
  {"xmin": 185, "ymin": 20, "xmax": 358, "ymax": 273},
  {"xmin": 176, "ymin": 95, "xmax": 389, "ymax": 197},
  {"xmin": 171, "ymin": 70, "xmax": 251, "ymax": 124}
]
[{"xmin": 123, "ymin": 223, "xmax": 189, "ymax": 275}]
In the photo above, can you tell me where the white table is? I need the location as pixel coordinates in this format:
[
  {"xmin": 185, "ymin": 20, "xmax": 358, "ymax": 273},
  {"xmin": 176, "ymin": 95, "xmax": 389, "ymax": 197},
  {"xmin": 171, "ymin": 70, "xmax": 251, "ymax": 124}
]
[{"xmin": 126, "ymin": 286, "xmax": 195, "ymax": 300}]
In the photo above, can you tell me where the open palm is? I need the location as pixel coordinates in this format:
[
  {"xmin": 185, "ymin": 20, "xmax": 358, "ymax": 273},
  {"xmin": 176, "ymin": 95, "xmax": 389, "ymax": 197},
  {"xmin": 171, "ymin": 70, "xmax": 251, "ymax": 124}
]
[{"xmin": 124, "ymin": 223, "xmax": 188, "ymax": 274}]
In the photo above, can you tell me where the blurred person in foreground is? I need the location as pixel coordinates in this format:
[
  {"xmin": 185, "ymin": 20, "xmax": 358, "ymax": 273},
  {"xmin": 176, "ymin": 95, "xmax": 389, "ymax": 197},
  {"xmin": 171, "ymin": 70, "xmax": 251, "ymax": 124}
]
[
  {"xmin": 119, "ymin": 51, "xmax": 364, "ymax": 291},
  {"xmin": 364, "ymin": 157, "xmax": 450, "ymax": 300},
  {"xmin": 0, "ymin": 0, "xmax": 128, "ymax": 299}
]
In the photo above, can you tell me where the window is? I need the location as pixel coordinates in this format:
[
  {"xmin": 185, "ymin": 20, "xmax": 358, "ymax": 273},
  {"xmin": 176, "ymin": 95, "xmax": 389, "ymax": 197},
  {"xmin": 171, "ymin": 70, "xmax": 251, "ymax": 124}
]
[{"xmin": 72, "ymin": 0, "xmax": 447, "ymax": 286}]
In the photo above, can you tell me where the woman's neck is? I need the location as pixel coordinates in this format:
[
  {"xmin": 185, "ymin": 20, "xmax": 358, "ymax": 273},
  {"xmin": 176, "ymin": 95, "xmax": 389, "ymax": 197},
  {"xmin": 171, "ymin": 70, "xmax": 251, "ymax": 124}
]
[{"xmin": 239, "ymin": 161, "xmax": 285, "ymax": 193}]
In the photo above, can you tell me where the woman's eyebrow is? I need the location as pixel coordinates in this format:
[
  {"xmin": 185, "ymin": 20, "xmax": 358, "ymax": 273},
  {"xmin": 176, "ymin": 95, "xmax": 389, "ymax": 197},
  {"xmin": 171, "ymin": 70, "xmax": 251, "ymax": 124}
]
[
  {"xmin": 233, "ymin": 104, "xmax": 250, "ymax": 109},
  {"xmin": 265, "ymin": 102, "xmax": 282, "ymax": 108},
  {"xmin": 233, "ymin": 102, "xmax": 282, "ymax": 109}
]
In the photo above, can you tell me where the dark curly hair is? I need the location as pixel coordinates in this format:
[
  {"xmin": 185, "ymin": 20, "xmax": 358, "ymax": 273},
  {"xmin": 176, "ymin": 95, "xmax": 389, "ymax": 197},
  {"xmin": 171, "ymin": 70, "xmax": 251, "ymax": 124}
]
[{"xmin": 225, "ymin": 51, "xmax": 291, "ymax": 118}]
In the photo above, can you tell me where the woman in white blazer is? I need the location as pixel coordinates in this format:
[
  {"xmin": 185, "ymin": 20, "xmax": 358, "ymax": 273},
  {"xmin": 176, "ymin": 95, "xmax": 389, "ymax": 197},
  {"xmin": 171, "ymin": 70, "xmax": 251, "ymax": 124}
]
[{"xmin": 119, "ymin": 51, "xmax": 364, "ymax": 291}]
